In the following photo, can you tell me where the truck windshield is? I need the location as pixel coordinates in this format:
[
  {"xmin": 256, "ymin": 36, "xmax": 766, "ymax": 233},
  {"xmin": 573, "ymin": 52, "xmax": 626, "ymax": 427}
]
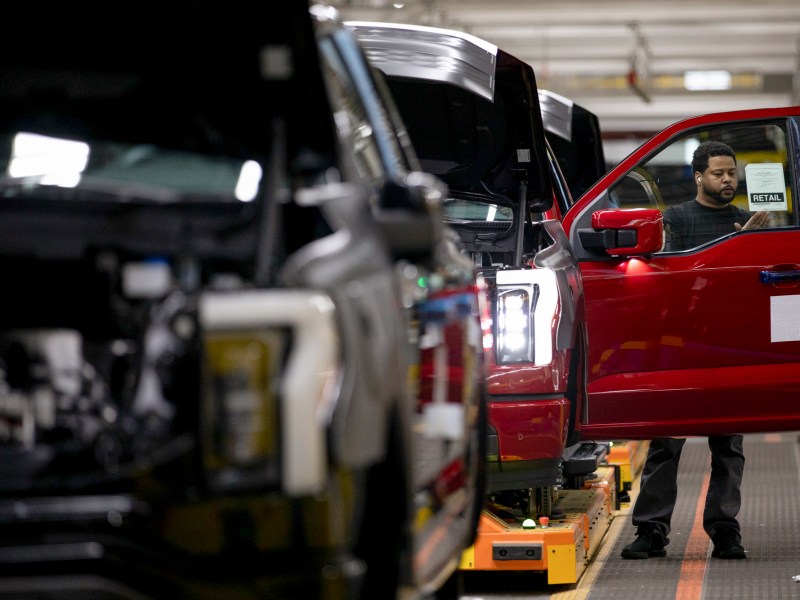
[{"xmin": 443, "ymin": 198, "xmax": 514, "ymax": 222}]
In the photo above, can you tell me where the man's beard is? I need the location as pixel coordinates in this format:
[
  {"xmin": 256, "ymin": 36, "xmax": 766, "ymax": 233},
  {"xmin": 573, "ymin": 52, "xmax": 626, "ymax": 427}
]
[{"xmin": 703, "ymin": 183, "xmax": 736, "ymax": 204}]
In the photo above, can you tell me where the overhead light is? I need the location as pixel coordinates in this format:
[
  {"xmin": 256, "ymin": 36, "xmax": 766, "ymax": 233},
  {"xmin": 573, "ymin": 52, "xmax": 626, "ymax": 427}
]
[{"xmin": 684, "ymin": 70, "xmax": 732, "ymax": 91}]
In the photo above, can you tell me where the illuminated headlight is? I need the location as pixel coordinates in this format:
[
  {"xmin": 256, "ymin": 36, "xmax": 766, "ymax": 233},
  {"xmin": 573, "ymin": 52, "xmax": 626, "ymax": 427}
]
[
  {"xmin": 496, "ymin": 288, "xmax": 535, "ymax": 363},
  {"xmin": 495, "ymin": 268, "xmax": 558, "ymax": 366},
  {"xmin": 200, "ymin": 290, "xmax": 339, "ymax": 496}
]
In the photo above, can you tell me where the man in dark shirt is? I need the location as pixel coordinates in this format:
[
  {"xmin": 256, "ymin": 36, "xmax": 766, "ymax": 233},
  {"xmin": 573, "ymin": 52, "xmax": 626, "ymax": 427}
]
[
  {"xmin": 663, "ymin": 141, "xmax": 768, "ymax": 250},
  {"xmin": 621, "ymin": 140, "xmax": 768, "ymax": 561}
]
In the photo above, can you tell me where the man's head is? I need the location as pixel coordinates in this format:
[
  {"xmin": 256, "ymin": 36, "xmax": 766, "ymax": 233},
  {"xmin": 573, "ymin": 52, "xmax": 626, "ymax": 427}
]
[{"xmin": 692, "ymin": 140, "xmax": 738, "ymax": 206}]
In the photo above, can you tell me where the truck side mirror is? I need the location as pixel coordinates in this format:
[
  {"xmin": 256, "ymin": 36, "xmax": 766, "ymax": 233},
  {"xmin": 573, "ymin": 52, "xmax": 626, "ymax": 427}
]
[{"xmin": 577, "ymin": 208, "xmax": 664, "ymax": 257}]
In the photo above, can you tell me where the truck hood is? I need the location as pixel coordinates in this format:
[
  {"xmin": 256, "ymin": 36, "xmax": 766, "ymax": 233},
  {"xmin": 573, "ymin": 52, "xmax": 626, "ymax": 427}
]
[
  {"xmin": 347, "ymin": 21, "xmax": 553, "ymax": 213},
  {"xmin": 538, "ymin": 89, "xmax": 607, "ymax": 201}
]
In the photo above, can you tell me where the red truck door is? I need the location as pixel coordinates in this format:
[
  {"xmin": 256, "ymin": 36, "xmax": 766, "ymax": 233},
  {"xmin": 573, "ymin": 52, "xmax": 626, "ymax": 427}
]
[{"xmin": 562, "ymin": 108, "xmax": 800, "ymax": 439}]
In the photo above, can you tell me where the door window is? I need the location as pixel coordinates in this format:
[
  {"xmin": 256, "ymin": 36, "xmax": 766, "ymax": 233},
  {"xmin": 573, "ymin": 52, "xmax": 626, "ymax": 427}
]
[{"xmin": 606, "ymin": 121, "xmax": 795, "ymax": 251}]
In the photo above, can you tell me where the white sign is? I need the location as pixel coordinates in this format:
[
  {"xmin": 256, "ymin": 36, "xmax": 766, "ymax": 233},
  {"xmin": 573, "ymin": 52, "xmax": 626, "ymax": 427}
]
[
  {"xmin": 745, "ymin": 163, "xmax": 787, "ymax": 212},
  {"xmin": 771, "ymin": 295, "xmax": 800, "ymax": 343}
]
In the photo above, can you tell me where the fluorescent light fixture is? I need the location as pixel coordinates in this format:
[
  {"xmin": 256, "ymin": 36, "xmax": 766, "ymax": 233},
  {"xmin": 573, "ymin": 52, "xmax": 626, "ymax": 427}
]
[{"xmin": 684, "ymin": 70, "xmax": 731, "ymax": 91}]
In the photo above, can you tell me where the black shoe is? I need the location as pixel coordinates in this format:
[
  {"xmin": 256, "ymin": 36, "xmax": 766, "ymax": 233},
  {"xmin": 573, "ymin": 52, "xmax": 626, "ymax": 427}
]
[
  {"xmin": 621, "ymin": 530, "xmax": 667, "ymax": 559},
  {"xmin": 712, "ymin": 532, "xmax": 746, "ymax": 559}
]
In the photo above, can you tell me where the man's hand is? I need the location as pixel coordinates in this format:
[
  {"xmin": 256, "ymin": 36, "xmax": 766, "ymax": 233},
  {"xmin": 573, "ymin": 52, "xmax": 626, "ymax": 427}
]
[{"xmin": 735, "ymin": 210, "xmax": 770, "ymax": 231}]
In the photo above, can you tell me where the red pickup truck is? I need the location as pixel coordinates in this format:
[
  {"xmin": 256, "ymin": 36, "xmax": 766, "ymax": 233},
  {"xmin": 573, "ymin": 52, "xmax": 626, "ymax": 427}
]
[
  {"xmin": 350, "ymin": 19, "xmax": 800, "ymax": 486},
  {"xmin": 347, "ymin": 22, "xmax": 594, "ymax": 500}
]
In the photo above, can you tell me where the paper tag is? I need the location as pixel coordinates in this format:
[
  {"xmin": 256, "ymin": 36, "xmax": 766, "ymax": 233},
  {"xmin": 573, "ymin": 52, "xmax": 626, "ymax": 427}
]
[{"xmin": 745, "ymin": 163, "xmax": 787, "ymax": 212}]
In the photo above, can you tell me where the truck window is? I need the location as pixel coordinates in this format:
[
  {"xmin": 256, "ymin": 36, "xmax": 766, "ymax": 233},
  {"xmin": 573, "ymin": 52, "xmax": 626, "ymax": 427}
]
[{"xmin": 607, "ymin": 121, "xmax": 795, "ymax": 251}]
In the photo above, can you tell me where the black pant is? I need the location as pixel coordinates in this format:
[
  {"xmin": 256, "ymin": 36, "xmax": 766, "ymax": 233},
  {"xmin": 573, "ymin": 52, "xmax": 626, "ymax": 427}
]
[{"xmin": 631, "ymin": 436, "xmax": 744, "ymax": 543}]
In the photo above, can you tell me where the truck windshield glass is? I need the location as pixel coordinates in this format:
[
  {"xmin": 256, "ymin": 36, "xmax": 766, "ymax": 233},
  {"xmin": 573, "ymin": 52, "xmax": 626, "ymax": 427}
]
[{"xmin": 443, "ymin": 198, "xmax": 514, "ymax": 221}]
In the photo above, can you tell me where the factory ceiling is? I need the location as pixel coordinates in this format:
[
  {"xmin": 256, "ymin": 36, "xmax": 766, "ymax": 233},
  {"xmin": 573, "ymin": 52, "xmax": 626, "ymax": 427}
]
[{"xmin": 330, "ymin": 0, "xmax": 800, "ymax": 135}]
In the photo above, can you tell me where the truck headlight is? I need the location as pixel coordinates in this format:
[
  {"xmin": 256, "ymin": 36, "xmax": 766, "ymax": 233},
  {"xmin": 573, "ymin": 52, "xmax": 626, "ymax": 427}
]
[
  {"xmin": 496, "ymin": 288, "xmax": 535, "ymax": 363},
  {"xmin": 200, "ymin": 290, "xmax": 339, "ymax": 496},
  {"xmin": 495, "ymin": 269, "xmax": 558, "ymax": 366}
]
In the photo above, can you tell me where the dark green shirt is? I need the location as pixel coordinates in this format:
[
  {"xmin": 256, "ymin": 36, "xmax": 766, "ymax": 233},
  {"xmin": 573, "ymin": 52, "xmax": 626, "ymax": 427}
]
[{"xmin": 662, "ymin": 200, "xmax": 752, "ymax": 251}]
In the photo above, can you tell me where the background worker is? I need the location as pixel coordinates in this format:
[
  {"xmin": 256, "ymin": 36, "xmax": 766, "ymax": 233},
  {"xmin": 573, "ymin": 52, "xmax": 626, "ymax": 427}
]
[{"xmin": 621, "ymin": 140, "xmax": 768, "ymax": 560}]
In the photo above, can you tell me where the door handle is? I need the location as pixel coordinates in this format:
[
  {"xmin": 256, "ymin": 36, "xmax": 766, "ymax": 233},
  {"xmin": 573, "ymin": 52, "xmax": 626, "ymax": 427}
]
[{"xmin": 760, "ymin": 269, "xmax": 800, "ymax": 283}]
